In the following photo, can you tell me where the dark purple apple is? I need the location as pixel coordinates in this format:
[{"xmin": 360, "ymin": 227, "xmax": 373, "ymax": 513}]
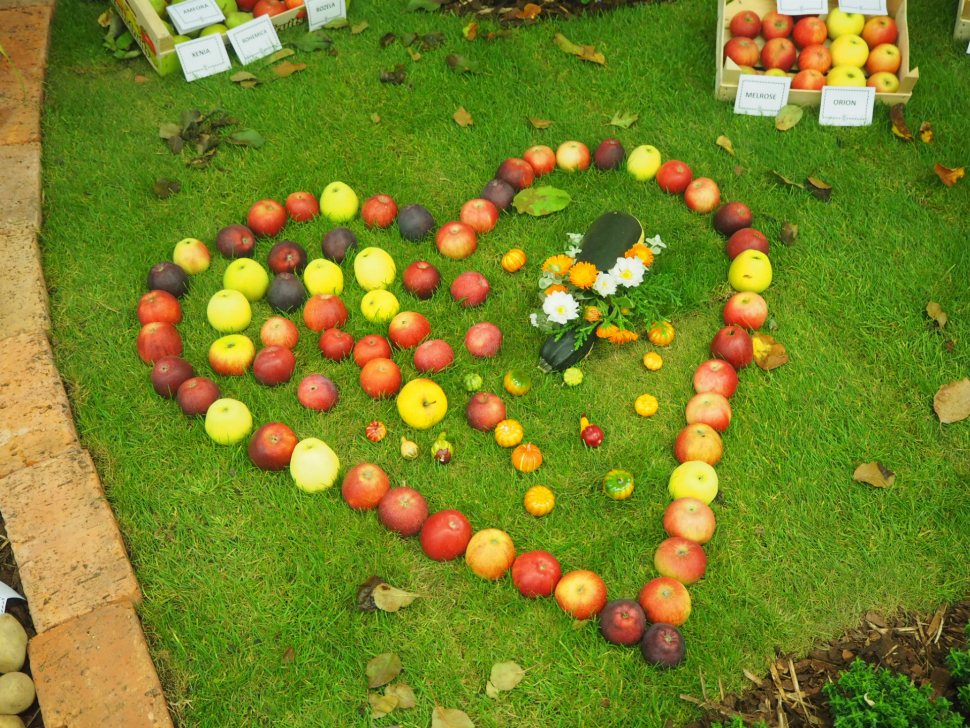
[
  {"xmin": 150, "ymin": 356, "xmax": 195, "ymax": 398},
  {"xmin": 266, "ymin": 272, "xmax": 306, "ymax": 313},
  {"xmin": 480, "ymin": 179, "xmax": 515, "ymax": 211},
  {"xmin": 593, "ymin": 138, "xmax": 625, "ymax": 171},
  {"xmin": 599, "ymin": 599, "xmax": 647, "ymax": 646},
  {"xmin": 146, "ymin": 262, "xmax": 188, "ymax": 298},
  {"xmin": 321, "ymin": 227, "xmax": 358, "ymax": 263},
  {"xmin": 397, "ymin": 204, "xmax": 436, "ymax": 241},
  {"xmin": 713, "ymin": 202, "xmax": 753, "ymax": 237},
  {"xmin": 640, "ymin": 623, "xmax": 685, "ymax": 669},
  {"xmin": 216, "ymin": 224, "xmax": 256, "ymax": 259},
  {"xmin": 267, "ymin": 240, "xmax": 308, "ymax": 275}
]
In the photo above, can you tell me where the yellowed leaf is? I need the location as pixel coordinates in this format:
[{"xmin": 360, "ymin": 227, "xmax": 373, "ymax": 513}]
[
  {"xmin": 385, "ymin": 683, "xmax": 416, "ymax": 709},
  {"xmin": 407, "ymin": 47, "xmax": 422, "ymax": 61},
  {"xmin": 934, "ymin": 378, "xmax": 970, "ymax": 424},
  {"xmin": 853, "ymin": 461, "xmax": 896, "ymax": 489},
  {"xmin": 528, "ymin": 117, "xmax": 552, "ymax": 129},
  {"xmin": 273, "ymin": 61, "xmax": 307, "ymax": 78},
  {"xmin": 372, "ymin": 583, "xmax": 420, "ymax": 612},
  {"xmin": 934, "ymin": 163, "xmax": 964, "ymax": 187},
  {"xmin": 453, "ymin": 106, "xmax": 473, "ymax": 127},
  {"xmin": 553, "ymin": 33, "xmax": 605, "ymax": 65},
  {"xmin": 366, "ymin": 653, "xmax": 402, "ymax": 688},
  {"xmin": 752, "ymin": 333, "xmax": 789, "ymax": 370},
  {"xmin": 926, "ymin": 301, "xmax": 947, "ymax": 328},
  {"xmin": 431, "ymin": 707, "xmax": 475, "ymax": 728},
  {"xmin": 519, "ymin": 3, "xmax": 542, "ymax": 18},
  {"xmin": 370, "ymin": 112, "xmax": 381, "ymax": 124},
  {"xmin": 919, "ymin": 122, "xmax": 933, "ymax": 143},
  {"xmin": 890, "ymin": 103, "xmax": 913, "ymax": 141},
  {"xmin": 368, "ymin": 692, "xmax": 398, "ymax": 719},
  {"xmin": 134, "ymin": 75, "xmax": 149, "ymax": 83},
  {"xmin": 351, "ymin": 20, "xmax": 369, "ymax": 34},
  {"xmin": 489, "ymin": 661, "xmax": 525, "ymax": 692},
  {"xmin": 463, "ymin": 21, "xmax": 478, "ymax": 40},
  {"xmin": 716, "ymin": 135, "xmax": 735, "ymax": 156}
]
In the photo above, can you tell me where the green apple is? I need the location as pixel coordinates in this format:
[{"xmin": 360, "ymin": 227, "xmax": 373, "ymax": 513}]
[
  {"xmin": 200, "ymin": 23, "xmax": 228, "ymax": 36},
  {"xmin": 304, "ymin": 258, "xmax": 344, "ymax": 296},
  {"xmin": 627, "ymin": 145, "xmax": 662, "ymax": 182},
  {"xmin": 148, "ymin": 0, "xmax": 168, "ymax": 17},
  {"xmin": 320, "ymin": 181, "xmax": 359, "ymax": 223},
  {"xmin": 172, "ymin": 34, "xmax": 191, "ymax": 45},
  {"xmin": 204, "ymin": 398, "xmax": 253, "ymax": 445},
  {"xmin": 354, "ymin": 247, "xmax": 396, "ymax": 291},
  {"xmin": 215, "ymin": 0, "xmax": 238, "ymax": 13},
  {"xmin": 223, "ymin": 258, "xmax": 269, "ymax": 302},
  {"xmin": 162, "ymin": 20, "xmax": 175, "ymax": 34},
  {"xmin": 173, "ymin": 238, "xmax": 211, "ymax": 275},
  {"xmin": 224, "ymin": 11, "xmax": 253, "ymax": 29},
  {"xmin": 290, "ymin": 438, "xmax": 340, "ymax": 492},
  {"xmin": 361, "ymin": 290, "xmax": 399, "ymax": 324},
  {"xmin": 728, "ymin": 249, "xmax": 772, "ymax": 293},
  {"xmin": 158, "ymin": 50, "xmax": 183, "ymax": 75},
  {"xmin": 763, "ymin": 68, "xmax": 789, "ymax": 77},
  {"xmin": 668, "ymin": 461, "xmax": 718, "ymax": 504},
  {"xmin": 827, "ymin": 65, "xmax": 866, "ymax": 87},
  {"xmin": 207, "ymin": 289, "xmax": 252, "ymax": 333},
  {"xmin": 826, "ymin": 9, "xmax": 865, "ymax": 40}
]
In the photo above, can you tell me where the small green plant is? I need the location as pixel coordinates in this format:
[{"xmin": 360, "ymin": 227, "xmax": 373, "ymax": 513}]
[
  {"xmin": 823, "ymin": 659, "xmax": 963, "ymax": 728},
  {"xmin": 713, "ymin": 718, "xmax": 767, "ymax": 728},
  {"xmin": 946, "ymin": 624, "xmax": 970, "ymax": 712}
]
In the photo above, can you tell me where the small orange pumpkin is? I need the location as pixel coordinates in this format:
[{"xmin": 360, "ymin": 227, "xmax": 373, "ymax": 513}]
[
  {"xmin": 524, "ymin": 485, "xmax": 555, "ymax": 516},
  {"xmin": 512, "ymin": 443, "xmax": 543, "ymax": 472},
  {"xmin": 494, "ymin": 419, "xmax": 524, "ymax": 448},
  {"xmin": 635, "ymin": 394, "xmax": 658, "ymax": 417},
  {"xmin": 503, "ymin": 369, "xmax": 532, "ymax": 397},
  {"xmin": 647, "ymin": 321, "xmax": 675, "ymax": 346},
  {"xmin": 642, "ymin": 352, "xmax": 663, "ymax": 371},
  {"xmin": 502, "ymin": 248, "xmax": 527, "ymax": 273}
]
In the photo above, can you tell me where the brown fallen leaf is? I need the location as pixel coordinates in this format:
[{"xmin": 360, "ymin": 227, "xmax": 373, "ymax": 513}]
[
  {"xmin": 806, "ymin": 176, "xmax": 832, "ymax": 202},
  {"xmin": 273, "ymin": 61, "xmax": 307, "ymax": 78},
  {"xmin": 771, "ymin": 170, "xmax": 805, "ymax": 189},
  {"xmin": 553, "ymin": 33, "xmax": 605, "ymax": 65},
  {"xmin": 453, "ymin": 106, "xmax": 473, "ymax": 127},
  {"xmin": 890, "ymin": 103, "xmax": 913, "ymax": 141},
  {"xmin": 752, "ymin": 332, "xmax": 789, "ymax": 370},
  {"xmin": 715, "ymin": 135, "xmax": 735, "ymax": 156},
  {"xmin": 380, "ymin": 64, "xmax": 407, "ymax": 84},
  {"xmin": 934, "ymin": 378, "xmax": 970, "ymax": 424},
  {"xmin": 366, "ymin": 653, "xmax": 402, "ymax": 688},
  {"xmin": 356, "ymin": 575, "xmax": 386, "ymax": 611},
  {"xmin": 926, "ymin": 301, "xmax": 948, "ymax": 328},
  {"xmin": 527, "ymin": 117, "xmax": 552, "ymax": 129},
  {"xmin": 379, "ymin": 32, "xmax": 396, "ymax": 48},
  {"xmin": 944, "ymin": 339, "xmax": 957, "ymax": 353},
  {"xmin": 370, "ymin": 112, "xmax": 381, "ymax": 124},
  {"xmin": 853, "ymin": 461, "xmax": 896, "ymax": 489},
  {"xmin": 734, "ymin": 166, "xmax": 743, "ymax": 176},
  {"xmin": 781, "ymin": 222, "xmax": 798, "ymax": 246},
  {"xmin": 431, "ymin": 707, "xmax": 475, "ymax": 728},
  {"xmin": 463, "ymin": 21, "xmax": 477, "ymax": 41},
  {"xmin": 372, "ymin": 583, "xmax": 421, "ymax": 612},
  {"xmin": 134, "ymin": 75, "xmax": 149, "ymax": 83},
  {"xmin": 519, "ymin": 2, "xmax": 542, "ymax": 18},
  {"xmin": 351, "ymin": 20, "xmax": 369, "ymax": 34},
  {"xmin": 919, "ymin": 122, "xmax": 933, "ymax": 143},
  {"xmin": 934, "ymin": 163, "xmax": 965, "ymax": 188},
  {"xmin": 385, "ymin": 683, "xmax": 416, "ymax": 709},
  {"xmin": 368, "ymin": 692, "xmax": 399, "ymax": 719},
  {"xmin": 282, "ymin": 646, "xmax": 295, "ymax": 664}
]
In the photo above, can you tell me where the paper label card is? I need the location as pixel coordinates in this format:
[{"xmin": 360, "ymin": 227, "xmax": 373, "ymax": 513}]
[
  {"xmin": 819, "ymin": 86, "xmax": 876, "ymax": 126},
  {"xmin": 168, "ymin": 0, "xmax": 225, "ymax": 36},
  {"xmin": 838, "ymin": 0, "xmax": 888, "ymax": 14},
  {"xmin": 227, "ymin": 15, "xmax": 282, "ymax": 65},
  {"xmin": 0, "ymin": 582, "xmax": 25, "ymax": 614},
  {"xmin": 967, "ymin": 37, "xmax": 970, "ymax": 55},
  {"xmin": 306, "ymin": 0, "xmax": 346, "ymax": 31},
  {"xmin": 734, "ymin": 76, "xmax": 792, "ymax": 117},
  {"xmin": 176, "ymin": 34, "xmax": 233, "ymax": 82},
  {"xmin": 776, "ymin": 0, "xmax": 827, "ymax": 14}
]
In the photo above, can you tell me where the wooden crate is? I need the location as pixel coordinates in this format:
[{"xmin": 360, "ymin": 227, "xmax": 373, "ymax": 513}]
[
  {"xmin": 956, "ymin": 0, "xmax": 970, "ymax": 42},
  {"xmin": 111, "ymin": 0, "xmax": 307, "ymax": 76},
  {"xmin": 715, "ymin": 0, "xmax": 918, "ymax": 106}
]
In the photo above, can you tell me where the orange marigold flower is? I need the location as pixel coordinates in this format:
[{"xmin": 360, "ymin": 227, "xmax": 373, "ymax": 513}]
[
  {"xmin": 542, "ymin": 255, "xmax": 574, "ymax": 276},
  {"xmin": 583, "ymin": 306, "xmax": 603, "ymax": 322},
  {"xmin": 596, "ymin": 324, "xmax": 619, "ymax": 339},
  {"xmin": 625, "ymin": 244, "xmax": 655, "ymax": 267},
  {"xmin": 544, "ymin": 284, "xmax": 568, "ymax": 296},
  {"xmin": 568, "ymin": 261, "xmax": 598, "ymax": 289},
  {"xmin": 608, "ymin": 329, "xmax": 639, "ymax": 345}
]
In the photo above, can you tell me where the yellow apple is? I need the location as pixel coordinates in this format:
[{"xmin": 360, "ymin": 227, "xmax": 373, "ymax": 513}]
[
  {"xmin": 826, "ymin": 9, "xmax": 865, "ymax": 40},
  {"xmin": 361, "ymin": 290, "xmax": 399, "ymax": 324},
  {"xmin": 728, "ymin": 249, "xmax": 773, "ymax": 293},
  {"xmin": 827, "ymin": 65, "xmax": 867, "ymax": 87},
  {"xmin": 668, "ymin": 461, "xmax": 718, "ymax": 504},
  {"xmin": 223, "ymin": 258, "xmax": 269, "ymax": 302},
  {"xmin": 319, "ymin": 181, "xmax": 358, "ymax": 223},
  {"xmin": 200, "ymin": 23, "xmax": 228, "ymax": 36},
  {"xmin": 290, "ymin": 438, "xmax": 340, "ymax": 492},
  {"xmin": 204, "ymin": 398, "xmax": 252, "ymax": 445},
  {"xmin": 763, "ymin": 68, "xmax": 790, "ymax": 77},
  {"xmin": 173, "ymin": 238, "xmax": 211, "ymax": 274},
  {"xmin": 867, "ymin": 71, "xmax": 900, "ymax": 93},
  {"xmin": 627, "ymin": 145, "xmax": 662, "ymax": 182},
  {"xmin": 830, "ymin": 34, "xmax": 869, "ymax": 68},
  {"xmin": 207, "ymin": 289, "xmax": 251, "ymax": 333},
  {"xmin": 304, "ymin": 258, "xmax": 344, "ymax": 296},
  {"xmin": 354, "ymin": 247, "xmax": 396, "ymax": 291},
  {"xmin": 397, "ymin": 378, "xmax": 447, "ymax": 430}
]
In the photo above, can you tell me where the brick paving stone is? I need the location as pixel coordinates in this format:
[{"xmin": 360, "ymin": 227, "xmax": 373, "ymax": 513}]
[
  {"xmin": 0, "ymin": 65, "xmax": 43, "ymax": 146},
  {"xmin": 0, "ymin": 225, "xmax": 50, "ymax": 339},
  {"xmin": 0, "ymin": 5, "xmax": 54, "ymax": 71},
  {"xmin": 0, "ymin": 0, "xmax": 56, "ymax": 8},
  {"xmin": 0, "ymin": 143, "xmax": 41, "ymax": 231}
]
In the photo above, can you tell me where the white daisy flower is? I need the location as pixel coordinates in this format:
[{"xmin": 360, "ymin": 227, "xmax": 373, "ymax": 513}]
[
  {"xmin": 542, "ymin": 290, "xmax": 580, "ymax": 324},
  {"xmin": 646, "ymin": 234, "xmax": 666, "ymax": 255},
  {"xmin": 609, "ymin": 257, "xmax": 646, "ymax": 288},
  {"xmin": 592, "ymin": 271, "xmax": 618, "ymax": 297}
]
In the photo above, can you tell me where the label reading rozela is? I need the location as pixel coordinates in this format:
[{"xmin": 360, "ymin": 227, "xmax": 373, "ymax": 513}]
[
  {"xmin": 168, "ymin": 0, "xmax": 225, "ymax": 35},
  {"xmin": 775, "ymin": 0, "xmax": 827, "ymax": 14},
  {"xmin": 175, "ymin": 33, "xmax": 233, "ymax": 82},
  {"xmin": 227, "ymin": 15, "xmax": 282, "ymax": 65},
  {"xmin": 818, "ymin": 86, "xmax": 876, "ymax": 126},
  {"xmin": 733, "ymin": 75, "xmax": 791, "ymax": 117},
  {"xmin": 305, "ymin": 0, "xmax": 346, "ymax": 31}
]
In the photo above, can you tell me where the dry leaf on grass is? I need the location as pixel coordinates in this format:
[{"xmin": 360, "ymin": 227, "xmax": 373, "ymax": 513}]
[
  {"xmin": 934, "ymin": 163, "xmax": 964, "ymax": 187},
  {"xmin": 775, "ymin": 104, "xmax": 803, "ymax": 131},
  {"xmin": 527, "ymin": 117, "xmax": 552, "ymax": 129},
  {"xmin": 781, "ymin": 222, "xmax": 798, "ymax": 246},
  {"xmin": 519, "ymin": 2, "xmax": 542, "ymax": 18},
  {"xmin": 752, "ymin": 333, "xmax": 788, "ymax": 370},
  {"xmin": 134, "ymin": 75, "xmax": 149, "ymax": 83},
  {"xmin": 356, "ymin": 575, "xmax": 386, "ymax": 611},
  {"xmin": 920, "ymin": 122, "xmax": 933, "ymax": 143},
  {"xmin": 366, "ymin": 653, "xmax": 402, "ymax": 688},
  {"xmin": 608, "ymin": 111, "xmax": 638, "ymax": 129},
  {"xmin": 771, "ymin": 170, "xmax": 804, "ymax": 189},
  {"xmin": 734, "ymin": 166, "xmax": 743, "ymax": 176},
  {"xmin": 553, "ymin": 33, "xmax": 605, "ymax": 64},
  {"xmin": 890, "ymin": 103, "xmax": 913, "ymax": 141},
  {"xmin": 351, "ymin": 21, "xmax": 369, "ymax": 34},
  {"xmin": 379, "ymin": 32, "xmax": 396, "ymax": 48},
  {"xmin": 933, "ymin": 378, "xmax": 970, "ymax": 424},
  {"xmin": 152, "ymin": 178, "xmax": 181, "ymax": 199},
  {"xmin": 368, "ymin": 692, "xmax": 399, "ymax": 718},
  {"xmin": 372, "ymin": 583, "xmax": 421, "ymax": 612},
  {"xmin": 370, "ymin": 112, "xmax": 381, "ymax": 124},
  {"xmin": 453, "ymin": 107, "xmax": 474, "ymax": 127},
  {"xmin": 273, "ymin": 61, "xmax": 306, "ymax": 78},
  {"xmin": 926, "ymin": 301, "xmax": 948, "ymax": 328},
  {"xmin": 853, "ymin": 461, "xmax": 896, "ymax": 489},
  {"xmin": 716, "ymin": 135, "xmax": 735, "ymax": 156},
  {"xmin": 385, "ymin": 683, "xmax": 416, "ymax": 709},
  {"xmin": 486, "ymin": 661, "xmax": 525, "ymax": 697},
  {"xmin": 431, "ymin": 707, "xmax": 475, "ymax": 728},
  {"xmin": 380, "ymin": 64, "xmax": 407, "ymax": 84},
  {"xmin": 806, "ymin": 176, "xmax": 832, "ymax": 202},
  {"xmin": 463, "ymin": 22, "xmax": 478, "ymax": 40},
  {"xmin": 446, "ymin": 54, "xmax": 481, "ymax": 73},
  {"xmin": 282, "ymin": 646, "xmax": 295, "ymax": 664},
  {"xmin": 266, "ymin": 48, "xmax": 294, "ymax": 63},
  {"xmin": 407, "ymin": 47, "xmax": 422, "ymax": 61}
]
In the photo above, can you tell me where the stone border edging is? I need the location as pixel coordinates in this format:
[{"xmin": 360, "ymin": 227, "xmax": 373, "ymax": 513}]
[{"xmin": 0, "ymin": 2, "xmax": 176, "ymax": 725}]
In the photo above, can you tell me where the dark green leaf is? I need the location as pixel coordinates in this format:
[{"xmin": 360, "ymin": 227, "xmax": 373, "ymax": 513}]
[
  {"xmin": 152, "ymin": 178, "xmax": 181, "ymax": 199},
  {"xmin": 400, "ymin": 32, "xmax": 417, "ymax": 47},
  {"xmin": 290, "ymin": 31, "xmax": 333, "ymax": 52},
  {"xmin": 513, "ymin": 186, "xmax": 572, "ymax": 216},
  {"xmin": 608, "ymin": 110, "xmax": 637, "ymax": 129},
  {"xmin": 421, "ymin": 31, "xmax": 445, "ymax": 50},
  {"xmin": 166, "ymin": 135, "xmax": 184, "ymax": 155},
  {"xmin": 228, "ymin": 128, "xmax": 266, "ymax": 148},
  {"xmin": 323, "ymin": 17, "xmax": 349, "ymax": 29},
  {"xmin": 379, "ymin": 64, "xmax": 406, "ymax": 84},
  {"xmin": 446, "ymin": 53, "xmax": 480, "ymax": 73},
  {"xmin": 781, "ymin": 222, "xmax": 798, "ymax": 246},
  {"xmin": 180, "ymin": 109, "xmax": 202, "ymax": 134}
]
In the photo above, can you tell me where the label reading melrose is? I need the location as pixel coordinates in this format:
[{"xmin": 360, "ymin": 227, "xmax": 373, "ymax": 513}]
[
  {"xmin": 176, "ymin": 34, "xmax": 233, "ymax": 82},
  {"xmin": 227, "ymin": 15, "xmax": 282, "ymax": 65},
  {"xmin": 168, "ymin": 0, "xmax": 225, "ymax": 35},
  {"xmin": 776, "ymin": 0, "xmax": 827, "ymax": 14},
  {"xmin": 306, "ymin": 0, "xmax": 346, "ymax": 31},
  {"xmin": 837, "ymin": 0, "xmax": 888, "ymax": 14},
  {"xmin": 734, "ymin": 75, "xmax": 791, "ymax": 117},
  {"xmin": 819, "ymin": 86, "xmax": 876, "ymax": 126}
]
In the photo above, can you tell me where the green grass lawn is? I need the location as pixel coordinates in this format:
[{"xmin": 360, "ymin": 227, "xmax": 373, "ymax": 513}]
[{"xmin": 39, "ymin": 0, "xmax": 970, "ymax": 725}]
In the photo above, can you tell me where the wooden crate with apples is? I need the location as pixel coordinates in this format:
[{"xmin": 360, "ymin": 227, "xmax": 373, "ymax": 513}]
[
  {"xmin": 715, "ymin": 0, "xmax": 918, "ymax": 106},
  {"xmin": 111, "ymin": 0, "xmax": 307, "ymax": 76},
  {"xmin": 956, "ymin": 0, "xmax": 970, "ymax": 42}
]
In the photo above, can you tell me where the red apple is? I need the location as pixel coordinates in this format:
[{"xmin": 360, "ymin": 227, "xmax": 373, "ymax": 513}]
[
  {"xmin": 692, "ymin": 359, "xmax": 739, "ymax": 399},
  {"xmin": 654, "ymin": 537, "xmax": 707, "ymax": 585},
  {"xmin": 176, "ymin": 376, "xmax": 220, "ymax": 416},
  {"xmin": 459, "ymin": 199, "xmax": 499, "ymax": 234},
  {"xmin": 388, "ymin": 311, "xmax": 431, "ymax": 349},
  {"xmin": 641, "ymin": 623, "xmax": 686, "ymax": 669},
  {"xmin": 248, "ymin": 422, "xmax": 298, "ymax": 471},
  {"xmin": 378, "ymin": 486, "xmax": 429, "ymax": 537},
  {"xmin": 297, "ymin": 374, "xmax": 338, "ymax": 411},
  {"xmin": 342, "ymin": 463, "xmax": 391, "ymax": 510},
  {"xmin": 402, "ymin": 261, "xmax": 441, "ymax": 300},
  {"xmin": 522, "ymin": 145, "xmax": 556, "ymax": 176},
  {"xmin": 867, "ymin": 44, "xmax": 901, "ymax": 75},
  {"xmin": 792, "ymin": 69, "xmax": 826, "ymax": 91},
  {"xmin": 253, "ymin": 345, "xmax": 296, "ymax": 386},
  {"xmin": 726, "ymin": 228, "xmax": 769, "ymax": 260},
  {"xmin": 684, "ymin": 178, "xmax": 721, "ymax": 214},
  {"xmin": 285, "ymin": 191, "xmax": 320, "ymax": 222},
  {"xmin": 451, "ymin": 271, "xmax": 490, "ymax": 308},
  {"xmin": 420, "ymin": 509, "xmax": 472, "ymax": 561},
  {"xmin": 466, "ymin": 528, "xmax": 516, "ymax": 580},
  {"xmin": 674, "ymin": 423, "xmax": 723, "ymax": 466},
  {"xmin": 260, "ymin": 316, "xmax": 299, "ymax": 349},
  {"xmin": 862, "ymin": 16, "xmax": 898, "ymax": 48},
  {"xmin": 303, "ymin": 294, "xmax": 348, "ymax": 332},
  {"xmin": 150, "ymin": 356, "xmax": 194, "ymax": 398},
  {"xmin": 360, "ymin": 358, "xmax": 402, "ymax": 399},
  {"xmin": 593, "ymin": 138, "xmax": 625, "ymax": 171},
  {"xmin": 465, "ymin": 392, "xmax": 506, "ymax": 432},
  {"xmin": 253, "ymin": 0, "xmax": 286, "ymax": 17},
  {"xmin": 555, "ymin": 141, "xmax": 591, "ymax": 172},
  {"xmin": 761, "ymin": 37, "xmax": 796, "ymax": 72},
  {"xmin": 762, "ymin": 10, "xmax": 793, "ymax": 40},
  {"xmin": 600, "ymin": 599, "xmax": 647, "ymax": 646},
  {"xmin": 435, "ymin": 222, "xmax": 478, "ymax": 261},
  {"xmin": 215, "ymin": 224, "xmax": 256, "ymax": 259},
  {"xmin": 685, "ymin": 392, "xmax": 732, "ymax": 433},
  {"xmin": 656, "ymin": 160, "xmax": 694, "ymax": 194},
  {"xmin": 793, "ymin": 16, "xmax": 827, "ymax": 48},
  {"xmin": 464, "ymin": 322, "xmax": 502, "ymax": 358},
  {"xmin": 729, "ymin": 9, "xmax": 761, "ymax": 38},
  {"xmin": 246, "ymin": 199, "xmax": 287, "ymax": 238},
  {"xmin": 511, "ymin": 550, "xmax": 562, "ymax": 598},
  {"xmin": 663, "ymin": 498, "xmax": 716, "ymax": 545},
  {"xmin": 638, "ymin": 577, "xmax": 692, "ymax": 627},
  {"xmin": 361, "ymin": 194, "xmax": 399, "ymax": 229},
  {"xmin": 713, "ymin": 202, "xmax": 753, "ymax": 237},
  {"xmin": 137, "ymin": 322, "xmax": 182, "ymax": 364},
  {"xmin": 413, "ymin": 339, "xmax": 454, "ymax": 373},
  {"xmin": 353, "ymin": 334, "xmax": 392, "ymax": 367},
  {"xmin": 319, "ymin": 328, "xmax": 354, "ymax": 361},
  {"xmin": 137, "ymin": 290, "xmax": 182, "ymax": 326},
  {"xmin": 798, "ymin": 44, "xmax": 832, "ymax": 74},
  {"xmin": 554, "ymin": 570, "xmax": 608, "ymax": 620},
  {"xmin": 724, "ymin": 37, "xmax": 759, "ymax": 67},
  {"xmin": 710, "ymin": 324, "xmax": 754, "ymax": 371},
  {"xmin": 495, "ymin": 158, "xmax": 535, "ymax": 190},
  {"xmin": 723, "ymin": 291, "xmax": 768, "ymax": 331},
  {"xmin": 267, "ymin": 240, "xmax": 308, "ymax": 275}
]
